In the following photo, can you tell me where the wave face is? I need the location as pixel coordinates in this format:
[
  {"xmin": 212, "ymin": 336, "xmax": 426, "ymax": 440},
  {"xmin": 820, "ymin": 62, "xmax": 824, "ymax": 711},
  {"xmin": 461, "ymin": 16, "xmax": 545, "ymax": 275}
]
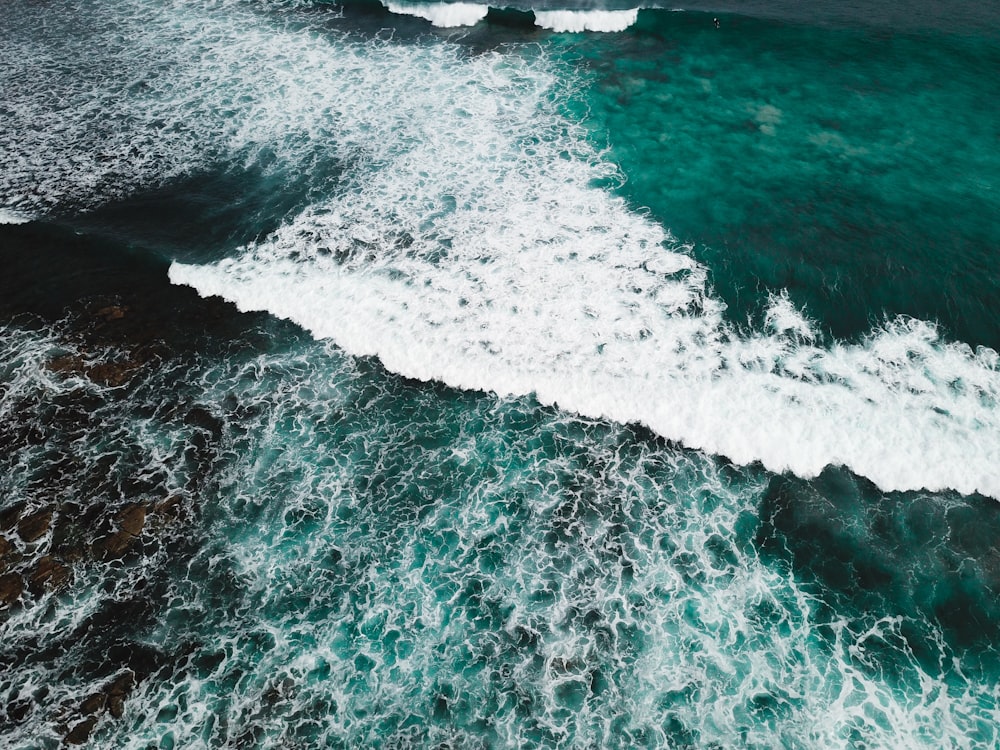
[
  {"xmin": 532, "ymin": 8, "xmax": 639, "ymax": 31},
  {"xmin": 381, "ymin": 2, "xmax": 638, "ymax": 31}
]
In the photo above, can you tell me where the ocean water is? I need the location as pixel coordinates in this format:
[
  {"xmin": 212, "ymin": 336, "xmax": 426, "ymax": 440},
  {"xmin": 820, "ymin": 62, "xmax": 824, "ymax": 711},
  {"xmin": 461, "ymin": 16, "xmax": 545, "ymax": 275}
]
[{"xmin": 1, "ymin": 1, "xmax": 999, "ymax": 748}]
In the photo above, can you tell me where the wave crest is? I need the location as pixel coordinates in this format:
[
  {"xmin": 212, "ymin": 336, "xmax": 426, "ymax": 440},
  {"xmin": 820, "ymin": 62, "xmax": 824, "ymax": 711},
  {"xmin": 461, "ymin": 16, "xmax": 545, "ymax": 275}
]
[{"xmin": 163, "ymin": 23, "xmax": 1000, "ymax": 498}]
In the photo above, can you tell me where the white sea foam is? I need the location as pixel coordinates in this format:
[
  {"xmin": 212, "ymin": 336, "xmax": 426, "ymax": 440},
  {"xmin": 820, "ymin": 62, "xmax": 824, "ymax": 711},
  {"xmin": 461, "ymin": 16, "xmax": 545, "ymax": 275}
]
[
  {"xmin": 2, "ymin": 323, "xmax": 997, "ymax": 747},
  {"xmin": 385, "ymin": 1, "xmax": 489, "ymax": 27},
  {"xmin": 2, "ymin": 0, "xmax": 996, "ymax": 499},
  {"xmin": 163, "ymin": 21, "xmax": 1000, "ymax": 500},
  {"xmin": 82, "ymin": 340, "xmax": 999, "ymax": 748},
  {"xmin": 0, "ymin": 208, "xmax": 31, "ymax": 224},
  {"xmin": 3, "ymin": 6, "xmax": 999, "ymax": 746},
  {"xmin": 533, "ymin": 9, "xmax": 640, "ymax": 32},
  {"xmin": 0, "ymin": 0, "xmax": 368, "ymax": 216},
  {"xmin": 377, "ymin": 2, "xmax": 640, "ymax": 32}
]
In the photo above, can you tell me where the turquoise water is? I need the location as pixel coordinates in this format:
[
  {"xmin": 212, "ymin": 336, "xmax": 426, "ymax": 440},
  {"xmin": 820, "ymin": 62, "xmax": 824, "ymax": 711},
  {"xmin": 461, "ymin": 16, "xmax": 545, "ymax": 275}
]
[
  {"xmin": 1, "ymin": 1, "xmax": 999, "ymax": 748},
  {"xmin": 570, "ymin": 11, "xmax": 1000, "ymax": 348}
]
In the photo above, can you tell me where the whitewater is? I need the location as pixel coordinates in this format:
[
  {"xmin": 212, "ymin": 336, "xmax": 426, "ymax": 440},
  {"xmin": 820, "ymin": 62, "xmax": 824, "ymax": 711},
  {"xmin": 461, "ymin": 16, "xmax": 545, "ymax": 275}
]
[
  {"xmin": 380, "ymin": 2, "xmax": 640, "ymax": 32},
  {"xmin": 151, "ymin": 9, "xmax": 998, "ymax": 499},
  {"xmin": 3, "ymin": 1, "xmax": 1000, "ymax": 748},
  {"xmin": 1, "ymin": 0, "xmax": 996, "ymax": 498}
]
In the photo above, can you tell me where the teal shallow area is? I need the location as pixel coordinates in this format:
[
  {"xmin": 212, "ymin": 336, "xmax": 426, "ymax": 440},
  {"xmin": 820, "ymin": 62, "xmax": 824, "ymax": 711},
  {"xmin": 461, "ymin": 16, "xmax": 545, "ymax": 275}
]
[
  {"xmin": 3, "ymin": 305, "xmax": 1000, "ymax": 747},
  {"xmin": 2, "ymin": 1, "xmax": 1000, "ymax": 748},
  {"xmin": 566, "ymin": 11, "xmax": 1000, "ymax": 348}
]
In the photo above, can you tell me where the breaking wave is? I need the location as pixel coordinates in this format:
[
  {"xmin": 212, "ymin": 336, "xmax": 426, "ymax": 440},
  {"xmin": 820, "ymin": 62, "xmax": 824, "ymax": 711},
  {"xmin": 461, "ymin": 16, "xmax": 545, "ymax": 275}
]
[
  {"xmin": 385, "ymin": 1, "xmax": 490, "ymax": 27},
  {"xmin": 1, "ymin": 0, "xmax": 996, "ymax": 497},
  {"xmin": 159, "ymin": 7, "xmax": 999, "ymax": 499},
  {"xmin": 380, "ymin": 1, "xmax": 640, "ymax": 31}
]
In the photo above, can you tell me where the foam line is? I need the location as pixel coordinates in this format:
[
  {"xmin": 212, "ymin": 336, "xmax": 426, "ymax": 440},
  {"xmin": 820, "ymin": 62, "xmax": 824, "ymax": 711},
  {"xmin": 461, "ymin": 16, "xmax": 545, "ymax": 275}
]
[
  {"xmin": 2, "ymin": 0, "xmax": 995, "ymax": 498},
  {"xmin": 533, "ymin": 9, "xmax": 640, "ymax": 32}
]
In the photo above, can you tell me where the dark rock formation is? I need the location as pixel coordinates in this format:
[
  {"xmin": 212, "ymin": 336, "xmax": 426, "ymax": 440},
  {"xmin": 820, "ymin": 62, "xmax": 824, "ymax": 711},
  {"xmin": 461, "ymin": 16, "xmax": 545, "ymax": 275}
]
[
  {"xmin": 95, "ymin": 305, "xmax": 128, "ymax": 322},
  {"xmin": 47, "ymin": 353, "xmax": 144, "ymax": 388},
  {"xmin": 0, "ymin": 506, "xmax": 21, "ymax": 533},
  {"xmin": 28, "ymin": 555, "xmax": 71, "ymax": 594},
  {"xmin": 0, "ymin": 572, "xmax": 23, "ymax": 607},
  {"xmin": 64, "ymin": 716, "xmax": 98, "ymax": 745},
  {"xmin": 66, "ymin": 672, "xmax": 136, "ymax": 744},
  {"xmin": 152, "ymin": 495, "xmax": 186, "ymax": 523},
  {"xmin": 117, "ymin": 504, "xmax": 146, "ymax": 537},
  {"xmin": 94, "ymin": 502, "xmax": 148, "ymax": 558},
  {"xmin": 0, "ymin": 535, "xmax": 14, "ymax": 573},
  {"xmin": 105, "ymin": 674, "xmax": 134, "ymax": 719},
  {"xmin": 17, "ymin": 507, "xmax": 53, "ymax": 543}
]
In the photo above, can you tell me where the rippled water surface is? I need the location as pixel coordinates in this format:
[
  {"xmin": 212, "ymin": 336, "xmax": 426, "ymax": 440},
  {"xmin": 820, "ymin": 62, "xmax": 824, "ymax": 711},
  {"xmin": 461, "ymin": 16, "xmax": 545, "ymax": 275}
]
[{"xmin": 1, "ymin": 1, "xmax": 999, "ymax": 747}]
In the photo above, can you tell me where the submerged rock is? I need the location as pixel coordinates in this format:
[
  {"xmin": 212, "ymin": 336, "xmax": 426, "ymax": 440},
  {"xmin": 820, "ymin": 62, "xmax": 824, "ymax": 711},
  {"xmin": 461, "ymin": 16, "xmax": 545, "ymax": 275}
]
[
  {"xmin": 93, "ymin": 530, "xmax": 133, "ymax": 559},
  {"xmin": 79, "ymin": 694, "xmax": 105, "ymax": 716},
  {"xmin": 147, "ymin": 495, "xmax": 189, "ymax": 532},
  {"xmin": 17, "ymin": 507, "xmax": 52, "ymax": 543},
  {"xmin": 51, "ymin": 519, "xmax": 91, "ymax": 564},
  {"xmin": 94, "ymin": 503, "xmax": 148, "ymax": 558},
  {"xmin": 64, "ymin": 716, "xmax": 97, "ymax": 745},
  {"xmin": 46, "ymin": 352, "xmax": 144, "ymax": 388},
  {"xmin": 0, "ymin": 505, "xmax": 22, "ymax": 533},
  {"xmin": 105, "ymin": 673, "xmax": 134, "ymax": 719},
  {"xmin": 72, "ymin": 672, "xmax": 135, "ymax": 741},
  {"xmin": 0, "ymin": 572, "xmax": 23, "ymax": 607},
  {"xmin": 0, "ymin": 535, "xmax": 15, "ymax": 573},
  {"xmin": 28, "ymin": 555, "xmax": 71, "ymax": 593},
  {"xmin": 117, "ymin": 504, "xmax": 146, "ymax": 537},
  {"xmin": 86, "ymin": 360, "xmax": 142, "ymax": 388},
  {"xmin": 95, "ymin": 304, "xmax": 128, "ymax": 322},
  {"xmin": 45, "ymin": 353, "xmax": 88, "ymax": 378}
]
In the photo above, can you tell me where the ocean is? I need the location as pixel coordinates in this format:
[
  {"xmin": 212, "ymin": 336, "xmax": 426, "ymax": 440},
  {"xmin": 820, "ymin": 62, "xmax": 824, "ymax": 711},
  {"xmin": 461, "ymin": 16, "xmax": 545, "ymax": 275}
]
[{"xmin": 1, "ymin": 0, "xmax": 999, "ymax": 747}]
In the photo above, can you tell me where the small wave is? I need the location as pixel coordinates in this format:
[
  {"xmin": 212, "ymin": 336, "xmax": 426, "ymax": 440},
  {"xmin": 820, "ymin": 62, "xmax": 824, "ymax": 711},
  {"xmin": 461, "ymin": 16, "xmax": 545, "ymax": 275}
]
[
  {"xmin": 379, "ymin": 2, "xmax": 640, "ymax": 32},
  {"xmin": 385, "ymin": 1, "xmax": 489, "ymax": 27},
  {"xmin": 533, "ymin": 8, "xmax": 639, "ymax": 32}
]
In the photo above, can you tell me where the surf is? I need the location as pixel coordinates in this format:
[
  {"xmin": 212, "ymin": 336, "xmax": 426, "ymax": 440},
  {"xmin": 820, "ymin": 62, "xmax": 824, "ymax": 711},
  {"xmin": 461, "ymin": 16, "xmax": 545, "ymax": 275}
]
[
  {"xmin": 2, "ymin": 0, "xmax": 997, "ymax": 498},
  {"xmin": 159, "ymin": 12, "xmax": 1000, "ymax": 499}
]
